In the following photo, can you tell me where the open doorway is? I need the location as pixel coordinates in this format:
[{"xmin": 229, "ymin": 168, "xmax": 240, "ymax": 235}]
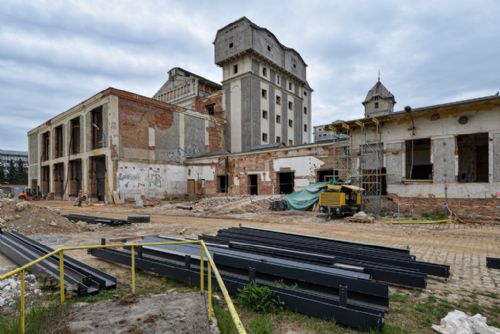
[
  {"xmin": 89, "ymin": 155, "xmax": 106, "ymax": 201},
  {"xmin": 248, "ymin": 175, "xmax": 258, "ymax": 195},
  {"xmin": 362, "ymin": 168, "xmax": 387, "ymax": 195},
  {"xmin": 53, "ymin": 163, "xmax": 65, "ymax": 199},
  {"xmin": 218, "ymin": 175, "xmax": 228, "ymax": 193},
  {"xmin": 457, "ymin": 133, "xmax": 488, "ymax": 182},
  {"xmin": 277, "ymin": 172, "xmax": 294, "ymax": 194},
  {"xmin": 405, "ymin": 138, "xmax": 432, "ymax": 180},
  {"xmin": 70, "ymin": 117, "xmax": 81, "ymax": 154},
  {"xmin": 68, "ymin": 159, "xmax": 82, "ymax": 197},
  {"xmin": 41, "ymin": 166, "xmax": 50, "ymax": 195}
]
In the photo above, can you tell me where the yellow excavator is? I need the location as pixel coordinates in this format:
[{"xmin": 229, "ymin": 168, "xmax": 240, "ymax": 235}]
[{"xmin": 319, "ymin": 184, "xmax": 364, "ymax": 219}]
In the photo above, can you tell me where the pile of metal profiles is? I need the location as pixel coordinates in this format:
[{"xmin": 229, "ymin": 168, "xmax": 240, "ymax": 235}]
[
  {"xmin": 199, "ymin": 226, "xmax": 450, "ymax": 287},
  {"xmin": 0, "ymin": 231, "xmax": 116, "ymax": 295},
  {"xmin": 486, "ymin": 257, "xmax": 500, "ymax": 269},
  {"xmin": 64, "ymin": 214, "xmax": 130, "ymax": 226},
  {"xmin": 90, "ymin": 237, "xmax": 387, "ymax": 331}
]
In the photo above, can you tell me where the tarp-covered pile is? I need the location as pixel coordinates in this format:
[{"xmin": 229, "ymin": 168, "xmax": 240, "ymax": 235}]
[{"xmin": 285, "ymin": 180, "xmax": 334, "ymax": 211}]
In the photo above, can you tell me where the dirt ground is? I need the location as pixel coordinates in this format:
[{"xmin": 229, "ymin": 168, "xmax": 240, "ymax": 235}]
[
  {"xmin": 58, "ymin": 292, "xmax": 213, "ymax": 334},
  {"xmin": 1, "ymin": 198, "xmax": 499, "ymax": 331}
]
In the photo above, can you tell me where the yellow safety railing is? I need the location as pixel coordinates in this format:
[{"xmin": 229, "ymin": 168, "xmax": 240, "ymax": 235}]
[{"xmin": 0, "ymin": 240, "xmax": 247, "ymax": 334}]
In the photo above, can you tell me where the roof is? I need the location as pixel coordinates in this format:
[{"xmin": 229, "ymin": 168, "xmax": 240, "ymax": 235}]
[
  {"xmin": 0, "ymin": 149, "xmax": 28, "ymax": 156},
  {"xmin": 363, "ymin": 80, "xmax": 395, "ymax": 104},
  {"xmin": 328, "ymin": 94, "xmax": 500, "ymax": 131},
  {"xmin": 168, "ymin": 67, "xmax": 222, "ymax": 90},
  {"xmin": 250, "ymin": 143, "xmax": 286, "ymax": 152},
  {"xmin": 214, "ymin": 16, "xmax": 308, "ymax": 67}
]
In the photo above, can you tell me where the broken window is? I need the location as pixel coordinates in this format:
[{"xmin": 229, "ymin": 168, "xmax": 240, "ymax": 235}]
[
  {"xmin": 288, "ymin": 119, "xmax": 293, "ymax": 127},
  {"xmin": 374, "ymin": 102, "xmax": 379, "ymax": 109},
  {"xmin": 288, "ymin": 82, "xmax": 293, "ymax": 91},
  {"xmin": 54, "ymin": 125, "xmax": 64, "ymax": 158},
  {"xmin": 262, "ymin": 110, "xmax": 268, "ymax": 119},
  {"xmin": 229, "ymin": 42, "xmax": 234, "ymax": 48},
  {"xmin": 276, "ymin": 115, "xmax": 281, "ymax": 124},
  {"xmin": 304, "ymin": 106, "xmax": 308, "ymax": 114},
  {"xmin": 262, "ymin": 133, "xmax": 268, "ymax": 142},
  {"xmin": 457, "ymin": 133, "xmax": 489, "ymax": 183},
  {"xmin": 277, "ymin": 172, "xmax": 294, "ymax": 194},
  {"xmin": 267, "ymin": 45, "xmax": 271, "ymax": 51},
  {"xmin": 41, "ymin": 131, "xmax": 50, "ymax": 161},
  {"xmin": 262, "ymin": 67, "xmax": 267, "ymax": 77},
  {"xmin": 218, "ymin": 175, "xmax": 228, "ymax": 193},
  {"xmin": 233, "ymin": 64, "xmax": 238, "ymax": 74},
  {"xmin": 205, "ymin": 104, "xmax": 215, "ymax": 115},
  {"xmin": 261, "ymin": 89, "xmax": 267, "ymax": 99},
  {"xmin": 304, "ymin": 124, "xmax": 308, "ymax": 132},
  {"xmin": 70, "ymin": 117, "xmax": 80, "ymax": 154},
  {"xmin": 276, "ymin": 75, "xmax": 280, "ymax": 85},
  {"xmin": 405, "ymin": 138, "xmax": 432, "ymax": 180},
  {"xmin": 276, "ymin": 96, "xmax": 281, "ymax": 105},
  {"xmin": 288, "ymin": 139, "xmax": 293, "ymax": 146},
  {"xmin": 276, "ymin": 136, "xmax": 281, "ymax": 143},
  {"xmin": 288, "ymin": 101, "xmax": 293, "ymax": 110},
  {"xmin": 248, "ymin": 174, "xmax": 258, "ymax": 195},
  {"xmin": 91, "ymin": 106, "xmax": 104, "ymax": 149}
]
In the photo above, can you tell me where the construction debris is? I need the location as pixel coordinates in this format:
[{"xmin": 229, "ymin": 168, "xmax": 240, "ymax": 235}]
[
  {"xmin": 432, "ymin": 310, "xmax": 500, "ymax": 334},
  {"xmin": 0, "ymin": 273, "xmax": 42, "ymax": 308},
  {"xmin": 64, "ymin": 214, "xmax": 130, "ymax": 227},
  {"xmin": 346, "ymin": 211, "xmax": 376, "ymax": 223}
]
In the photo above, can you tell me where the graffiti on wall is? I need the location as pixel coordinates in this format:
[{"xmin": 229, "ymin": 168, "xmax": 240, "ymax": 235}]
[{"xmin": 167, "ymin": 144, "xmax": 201, "ymax": 163}]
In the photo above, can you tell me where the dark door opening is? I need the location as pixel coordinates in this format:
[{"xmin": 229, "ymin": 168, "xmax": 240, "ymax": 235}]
[
  {"xmin": 41, "ymin": 166, "xmax": 50, "ymax": 195},
  {"xmin": 218, "ymin": 175, "xmax": 228, "ymax": 193},
  {"xmin": 405, "ymin": 138, "xmax": 432, "ymax": 180},
  {"xmin": 362, "ymin": 168, "xmax": 387, "ymax": 196},
  {"xmin": 53, "ymin": 163, "xmax": 65, "ymax": 199},
  {"xmin": 70, "ymin": 117, "xmax": 81, "ymax": 154},
  {"xmin": 317, "ymin": 169, "xmax": 339, "ymax": 182},
  {"xmin": 277, "ymin": 172, "xmax": 295, "ymax": 194},
  {"xmin": 90, "ymin": 155, "xmax": 106, "ymax": 201},
  {"xmin": 248, "ymin": 175, "xmax": 258, "ymax": 195},
  {"xmin": 68, "ymin": 159, "xmax": 82, "ymax": 197}
]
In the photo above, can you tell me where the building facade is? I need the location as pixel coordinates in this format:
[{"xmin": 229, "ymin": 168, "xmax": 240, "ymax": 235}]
[
  {"xmin": 214, "ymin": 17, "xmax": 312, "ymax": 152},
  {"xmin": 0, "ymin": 149, "xmax": 28, "ymax": 174}
]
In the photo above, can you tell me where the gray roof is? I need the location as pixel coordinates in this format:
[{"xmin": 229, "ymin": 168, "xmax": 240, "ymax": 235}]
[
  {"xmin": 363, "ymin": 80, "xmax": 395, "ymax": 104},
  {"xmin": 0, "ymin": 149, "xmax": 28, "ymax": 156}
]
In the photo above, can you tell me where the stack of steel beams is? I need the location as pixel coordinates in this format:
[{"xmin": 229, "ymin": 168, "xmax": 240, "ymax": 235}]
[
  {"xmin": 0, "ymin": 231, "xmax": 116, "ymax": 295},
  {"xmin": 90, "ymin": 236, "xmax": 387, "ymax": 331},
  {"xmin": 200, "ymin": 226, "xmax": 450, "ymax": 287},
  {"xmin": 64, "ymin": 214, "xmax": 130, "ymax": 226}
]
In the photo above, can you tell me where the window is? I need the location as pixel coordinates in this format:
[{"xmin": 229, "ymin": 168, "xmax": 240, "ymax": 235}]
[
  {"xmin": 288, "ymin": 82, "xmax": 293, "ymax": 90},
  {"xmin": 262, "ymin": 133, "xmax": 268, "ymax": 142},
  {"xmin": 292, "ymin": 63, "xmax": 297, "ymax": 69},
  {"xmin": 304, "ymin": 107, "xmax": 308, "ymax": 114},
  {"xmin": 262, "ymin": 110, "xmax": 268, "ymax": 119},
  {"xmin": 457, "ymin": 133, "xmax": 489, "ymax": 183},
  {"xmin": 267, "ymin": 45, "xmax": 271, "ymax": 51},
  {"xmin": 304, "ymin": 91, "xmax": 307, "ymax": 96},
  {"xmin": 261, "ymin": 89, "xmax": 267, "ymax": 99},
  {"xmin": 288, "ymin": 101, "xmax": 293, "ymax": 110},
  {"xmin": 276, "ymin": 115, "xmax": 281, "ymax": 123},
  {"xmin": 374, "ymin": 102, "xmax": 379, "ymax": 109},
  {"xmin": 262, "ymin": 67, "xmax": 267, "ymax": 77},
  {"xmin": 91, "ymin": 106, "xmax": 104, "ymax": 149},
  {"xmin": 288, "ymin": 139, "xmax": 293, "ymax": 146},
  {"xmin": 276, "ymin": 96, "xmax": 281, "ymax": 105},
  {"xmin": 70, "ymin": 117, "xmax": 80, "ymax": 154},
  {"xmin": 233, "ymin": 64, "xmax": 238, "ymax": 74},
  {"xmin": 229, "ymin": 42, "xmax": 234, "ymax": 48},
  {"xmin": 288, "ymin": 119, "xmax": 293, "ymax": 127},
  {"xmin": 405, "ymin": 138, "xmax": 432, "ymax": 180},
  {"xmin": 54, "ymin": 125, "xmax": 64, "ymax": 158},
  {"xmin": 205, "ymin": 104, "xmax": 215, "ymax": 115},
  {"xmin": 304, "ymin": 124, "xmax": 308, "ymax": 132},
  {"xmin": 41, "ymin": 131, "xmax": 50, "ymax": 161},
  {"xmin": 276, "ymin": 75, "xmax": 280, "ymax": 85},
  {"xmin": 276, "ymin": 136, "xmax": 281, "ymax": 143}
]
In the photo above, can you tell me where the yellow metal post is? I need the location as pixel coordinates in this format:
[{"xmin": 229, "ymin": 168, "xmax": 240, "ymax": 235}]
[
  {"xmin": 20, "ymin": 270, "xmax": 25, "ymax": 334},
  {"xmin": 131, "ymin": 245, "xmax": 136, "ymax": 294},
  {"xmin": 59, "ymin": 251, "xmax": 65, "ymax": 304},
  {"xmin": 200, "ymin": 244, "xmax": 204, "ymax": 292},
  {"xmin": 208, "ymin": 261, "xmax": 212, "ymax": 321}
]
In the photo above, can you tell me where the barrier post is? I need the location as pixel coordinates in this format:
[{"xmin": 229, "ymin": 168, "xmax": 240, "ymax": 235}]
[
  {"xmin": 59, "ymin": 251, "xmax": 65, "ymax": 304},
  {"xmin": 131, "ymin": 245, "xmax": 136, "ymax": 294},
  {"xmin": 200, "ymin": 244, "xmax": 204, "ymax": 292},
  {"xmin": 20, "ymin": 270, "xmax": 25, "ymax": 334},
  {"xmin": 208, "ymin": 261, "xmax": 212, "ymax": 321}
]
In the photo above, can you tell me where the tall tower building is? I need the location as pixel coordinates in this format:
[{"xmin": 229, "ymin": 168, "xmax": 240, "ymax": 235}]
[
  {"xmin": 362, "ymin": 77, "xmax": 396, "ymax": 118},
  {"xmin": 214, "ymin": 17, "xmax": 312, "ymax": 153}
]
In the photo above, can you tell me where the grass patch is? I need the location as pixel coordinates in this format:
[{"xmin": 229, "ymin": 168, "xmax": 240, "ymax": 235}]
[
  {"xmin": 0, "ymin": 302, "xmax": 66, "ymax": 334},
  {"xmin": 214, "ymin": 301, "xmax": 237, "ymax": 334},
  {"xmin": 237, "ymin": 282, "xmax": 282, "ymax": 313},
  {"xmin": 248, "ymin": 316, "xmax": 273, "ymax": 334}
]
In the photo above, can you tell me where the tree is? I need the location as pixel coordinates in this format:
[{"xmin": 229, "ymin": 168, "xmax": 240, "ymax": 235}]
[
  {"xmin": 16, "ymin": 159, "xmax": 28, "ymax": 185},
  {"xmin": 0, "ymin": 161, "xmax": 5, "ymax": 183},
  {"xmin": 6, "ymin": 160, "xmax": 16, "ymax": 184}
]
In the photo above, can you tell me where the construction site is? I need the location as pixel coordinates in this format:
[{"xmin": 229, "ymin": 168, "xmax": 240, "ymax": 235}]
[{"xmin": 1, "ymin": 15, "xmax": 500, "ymax": 334}]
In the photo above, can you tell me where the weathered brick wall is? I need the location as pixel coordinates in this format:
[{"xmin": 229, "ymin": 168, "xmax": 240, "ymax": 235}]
[{"xmin": 194, "ymin": 92, "xmax": 225, "ymax": 152}]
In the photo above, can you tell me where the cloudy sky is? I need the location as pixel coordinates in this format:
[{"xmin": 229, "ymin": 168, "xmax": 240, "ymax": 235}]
[{"xmin": 1, "ymin": 0, "xmax": 499, "ymax": 151}]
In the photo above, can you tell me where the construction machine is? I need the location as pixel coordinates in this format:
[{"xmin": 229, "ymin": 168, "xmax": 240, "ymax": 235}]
[
  {"xmin": 17, "ymin": 188, "xmax": 41, "ymax": 201},
  {"xmin": 319, "ymin": 184, "xmax": 364, "ymax": 219}
]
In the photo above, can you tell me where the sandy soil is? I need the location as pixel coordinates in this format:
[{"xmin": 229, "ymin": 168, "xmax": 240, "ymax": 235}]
[{"xmin": 2, "ymin": 199, "xmax": 500, "ymax": 311}]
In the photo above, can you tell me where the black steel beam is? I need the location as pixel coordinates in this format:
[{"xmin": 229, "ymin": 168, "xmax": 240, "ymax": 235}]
[{"xmin": 64, "ymin": 214, "xmax": 129, "ymax": 226}]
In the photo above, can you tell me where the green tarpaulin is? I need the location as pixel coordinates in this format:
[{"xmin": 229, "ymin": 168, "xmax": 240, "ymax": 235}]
[{"xmin": 285, "ymin": 179, "xmax": 336, "ymax": 211}]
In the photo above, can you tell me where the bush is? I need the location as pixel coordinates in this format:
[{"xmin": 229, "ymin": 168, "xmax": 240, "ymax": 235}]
[{"xmin": 237, "ymin": 282, "xmax": 282, "ymax": 313}]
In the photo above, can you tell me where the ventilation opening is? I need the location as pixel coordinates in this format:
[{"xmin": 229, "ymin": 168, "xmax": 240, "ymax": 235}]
[
  {"xmin": 457, "ymin": 133, "xmax": 489, "ymax": 183},
  {"xmin": 248, "ymin": 175, "xmax": 258, "ymax": 195},
  {"xmin": 277, "ymin": 172, "xmax": 295, "ymax": 194},
  {"xmin": 405, "ymin": 138, "xmax": 432, "ymax": 180}
]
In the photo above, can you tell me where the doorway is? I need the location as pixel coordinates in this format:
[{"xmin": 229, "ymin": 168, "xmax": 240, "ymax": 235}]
[
  {"xmin": 68, "ymin": 159, "xmax": 82, "ymax": 197},
  {"xmin": 89, "ymin": 155, "xmax": 106, "ymax": 201},
  {"xmin": 41, "ymin": 166, "xmax": 50, "ymax": 195},
  {"xmin": 53, "ymin": 163, "xmax": 65, "ymax": 199},
  {"xmin": 248, "ymin": 175, "xmax": 258, "ymax": 195},
  {"xmin": 277, "ymin": 172, "xmax": 295, "ymax": 194},
  {"xmin": 218, "ymin": 175, "xmax": 228, "ymax": 193}
]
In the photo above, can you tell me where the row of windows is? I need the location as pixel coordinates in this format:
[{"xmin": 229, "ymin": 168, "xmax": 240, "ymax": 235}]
[
  {"xmin": 261, "ymin": 89, "xmax": 308, "ymax": 114},
  {"xmin": 261, "ymin": 133, "xmax": 293, "ymax": 145},
  {"xmin": 261, "ymin": 110, "xmax": 308, "ymax": 131}
]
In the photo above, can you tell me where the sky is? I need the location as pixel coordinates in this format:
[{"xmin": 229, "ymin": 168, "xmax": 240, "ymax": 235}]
[{"xmin": 1, "ymin": 0, "xmax": 499, "ymax": 151}]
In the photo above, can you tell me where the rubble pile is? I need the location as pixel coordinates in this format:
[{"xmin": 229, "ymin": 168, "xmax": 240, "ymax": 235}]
[
  {"xmin": 0, "ymin": 274, "xmax": 42, "ymax": 309},
  {"xmin": 192, "ymin": 195, "xmax": 276, "ymax": 214},
  {"xmin": 0, "ymin": 199, "xmax": 88, "ymax": 234}
]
